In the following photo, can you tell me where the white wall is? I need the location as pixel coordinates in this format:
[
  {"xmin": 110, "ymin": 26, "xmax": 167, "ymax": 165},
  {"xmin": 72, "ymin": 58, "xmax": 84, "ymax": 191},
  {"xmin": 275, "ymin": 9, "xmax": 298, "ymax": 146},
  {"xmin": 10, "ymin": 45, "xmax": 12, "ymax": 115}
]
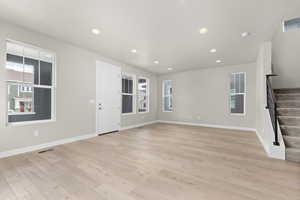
[
  {"xmin": 0, "ymin": 21, "xmax": 157, "ymax": 153},
  {"xmin": 256, "ymin": 42, "xmax": 285, "ymax": 159},
  {"xmin": 157, "ymin": 63, "xmax": 257, "ymax": 129},
  {"xmin": 272, "ymin": 27, "xmax": 300, "ymax": 89}
]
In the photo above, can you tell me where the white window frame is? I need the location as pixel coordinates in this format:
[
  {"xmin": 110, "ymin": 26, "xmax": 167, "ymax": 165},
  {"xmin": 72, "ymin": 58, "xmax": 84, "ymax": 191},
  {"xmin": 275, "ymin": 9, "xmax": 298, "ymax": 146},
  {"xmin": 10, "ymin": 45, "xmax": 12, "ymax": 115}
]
[
  {"xmin": 121, "ymin": 73, "xmax": 136, "ymax": 115},
  {"xmin": 5, "ymin": 39, "xmax": 57, "ymax": 126},
  {"xmin": 162, "ymin": 80, "xmax": 173, "ymax": 112},
  {"xmin": 137, "ymin": 77, "xmax": 150, "ymax": 114},
  {"xmin": 230, "ymin": 72, "xmax": 246, "ymax": 116}
]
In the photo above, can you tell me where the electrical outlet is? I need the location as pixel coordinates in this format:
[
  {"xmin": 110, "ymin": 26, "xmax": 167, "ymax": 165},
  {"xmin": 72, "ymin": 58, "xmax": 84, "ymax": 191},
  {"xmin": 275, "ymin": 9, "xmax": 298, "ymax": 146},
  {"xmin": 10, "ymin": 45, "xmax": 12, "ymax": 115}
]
[{"xmin": 34, "ymin": 130, "xmax": 39, "ymax": 137}]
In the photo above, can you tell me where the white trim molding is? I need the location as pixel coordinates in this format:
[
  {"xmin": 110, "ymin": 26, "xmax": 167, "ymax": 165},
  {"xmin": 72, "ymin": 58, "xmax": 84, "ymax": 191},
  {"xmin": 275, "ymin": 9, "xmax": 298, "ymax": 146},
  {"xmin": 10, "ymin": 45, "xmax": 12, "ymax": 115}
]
[
  {"xmin": 0, "ymin": 133, "xmax": 97, "ymax": 159},
  {"xmin": 120, "ymin": 121, "xmax": 158, "ymax": 131},
  {"xmin": 157, "ymin": 120, "xmax": 256, "ymax": 132}
]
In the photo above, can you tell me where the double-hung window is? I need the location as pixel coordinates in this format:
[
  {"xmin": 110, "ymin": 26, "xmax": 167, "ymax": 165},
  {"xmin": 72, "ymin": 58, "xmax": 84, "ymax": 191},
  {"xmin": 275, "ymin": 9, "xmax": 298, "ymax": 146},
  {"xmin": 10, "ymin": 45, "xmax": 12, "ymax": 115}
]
[
  {"xmin": 138, "ymin": 77, "xmax": 149, "ymax": 113},
  {"xmin": 122, "ymin": 73, "xmax": 136, "ymax": 114},
  {"xmin": 6, "ymin": 41, "xmax": 56, "ymax": 124},
  {"xmin": 230, "ymin": 72, "xmax": 246, "ymax": 114},
  {"xmin": 162, "ymin": 80, "xmax": 173, "ymax": 112}
]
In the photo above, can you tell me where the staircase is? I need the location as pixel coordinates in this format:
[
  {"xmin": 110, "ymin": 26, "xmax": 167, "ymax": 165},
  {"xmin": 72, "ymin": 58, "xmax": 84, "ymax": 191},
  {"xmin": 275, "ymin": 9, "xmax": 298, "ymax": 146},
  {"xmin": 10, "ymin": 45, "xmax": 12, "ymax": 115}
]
[{"xmin": 275, "ymin": 88, "xmax": 300, "ymax": 163}]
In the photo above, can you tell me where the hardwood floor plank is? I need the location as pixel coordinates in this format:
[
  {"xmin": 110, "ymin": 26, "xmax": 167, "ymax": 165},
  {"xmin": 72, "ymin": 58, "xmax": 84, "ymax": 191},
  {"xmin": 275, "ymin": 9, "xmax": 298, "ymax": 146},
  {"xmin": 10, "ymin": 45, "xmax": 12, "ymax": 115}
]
[{"xmin": 0, "ymin": 123, "xmax": 299, "ymax": 200}]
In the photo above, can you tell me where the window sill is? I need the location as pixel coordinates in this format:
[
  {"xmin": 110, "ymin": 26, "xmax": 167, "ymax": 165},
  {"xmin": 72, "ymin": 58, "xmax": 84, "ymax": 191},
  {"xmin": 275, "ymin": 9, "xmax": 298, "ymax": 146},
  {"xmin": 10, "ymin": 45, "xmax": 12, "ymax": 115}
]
[
  {"xmin": 8, "ymin": 112, "xmax": 36, "ymax": 116},
  {"xmin": 7, "ymin": 119, "xmax": 56, "ymax": 127},
  {"xmin": 122, "ymin": 112, "xmax": 136, "ymax": 116},
  {"xmin": 162, "ymin": 110, "xmax": 173, "ymax": 113},
  {"xmin": 230, "ymin": 113, "xmax": 246, "ymax": 116},
  {"xmin": 138, "ymin": 111, "xmax": 149, "ymax": 114}
]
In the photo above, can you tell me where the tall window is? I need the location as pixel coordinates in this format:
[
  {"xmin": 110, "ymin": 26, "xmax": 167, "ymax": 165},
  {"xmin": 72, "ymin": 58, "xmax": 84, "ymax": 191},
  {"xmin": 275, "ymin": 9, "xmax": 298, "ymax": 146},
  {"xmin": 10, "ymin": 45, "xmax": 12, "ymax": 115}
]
[
  {"xmin": 138, "ymin": 77, "xmax": 149, "ymax": 113},
  {"xmin": 162, "ymin": 80, "xmax": 173, "ymax": 112},
  {"xmin": 230, "ymin": 72, "xmax": 246, "ymax": 114},
  {"xmin": 6, "ymin": 41, "xmax": 56, "ymax": 124},
  {"xmin": 122, "ymin": 73, "xmax": 136, "ymax": 114}
]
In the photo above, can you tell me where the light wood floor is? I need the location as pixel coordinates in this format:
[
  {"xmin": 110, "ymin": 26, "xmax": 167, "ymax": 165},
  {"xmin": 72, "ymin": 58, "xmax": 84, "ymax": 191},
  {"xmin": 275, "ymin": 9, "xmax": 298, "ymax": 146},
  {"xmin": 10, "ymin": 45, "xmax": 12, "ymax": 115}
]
[{"xmin": 0, "ymin": 123, "xmax": 300, "ymax": 200}]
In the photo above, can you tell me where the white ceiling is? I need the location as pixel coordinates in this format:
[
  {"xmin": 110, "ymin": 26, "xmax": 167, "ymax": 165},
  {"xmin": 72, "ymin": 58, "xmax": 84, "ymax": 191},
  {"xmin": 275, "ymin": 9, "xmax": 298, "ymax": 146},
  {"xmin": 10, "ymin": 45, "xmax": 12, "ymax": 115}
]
[{"xmin": 0, "ymin": 0, "xmax": 299, "ymax": 73}]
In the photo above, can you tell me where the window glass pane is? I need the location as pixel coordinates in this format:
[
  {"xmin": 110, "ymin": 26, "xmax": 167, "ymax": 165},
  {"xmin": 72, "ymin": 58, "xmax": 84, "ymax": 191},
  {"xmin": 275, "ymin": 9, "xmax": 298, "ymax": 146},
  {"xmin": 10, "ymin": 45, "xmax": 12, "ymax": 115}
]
[
  {"xmin": 7, "ymin": 83, "xmax": 33, "ymax": 114},
  {"xmin": 40, "ymin": 61, "xmax": 52, "ymax": 86},
  {"xmin": 24, "ymin": 57, "xmax": 39, "ymax": 85},
  {"xmin": 6, "ymin": 54, "xmax": 23, "ymax": 82},
  {"xmin": 164, "ymin": 80, "xmax": 172, "ymax": 96},
  {"xmin": 124, "ymin": 78, "xmax": 129, "ymax": 93},
  {"xmin": 138, "ymin": 78, "xmax": 148, "ymax": 112},
  {"xmin": 122, "ymin": 95, "xmax": 133, "ymax": 113},
  {"xmin": 8, "ymin": 87, "xmax": 51, "ymax": 123},
  {"xmin": 230, "ymin": 94, "xmax": 244, "ymax": 114},
  {"xmin": 34, "ymin": 88, "xmax": 52, "ymax": 119},
  {"xmin": 240, "ymin": 73, "xmax": 245, "ymax": 93},
  {"xmin": 122, "ymin": 78, "xmax": 126, "ymax": 93},
  {"xmin": 164, "ymin": 96, "xmax": 172, "ymax": 111},
  {"xmin": 230, "ymin": 73, "xmax": 235, "ymax": 93},
  {"xmin": 138, "ymin": 95, "xmax": 147, "ymax": 112},
  {"xmin": 235, "ymin": 73, "xmax": 240, "ymax": 93},
  {"xmin": 23, "ymin": 58, "xmax": 36, "ymax": 84},
  {"xmin": 128, "ymin": 79, "xmax": 133, "ymax": 94},
  {"xmin": 163, "ymin": 80, "xmax": 173, "ymax": 111}
]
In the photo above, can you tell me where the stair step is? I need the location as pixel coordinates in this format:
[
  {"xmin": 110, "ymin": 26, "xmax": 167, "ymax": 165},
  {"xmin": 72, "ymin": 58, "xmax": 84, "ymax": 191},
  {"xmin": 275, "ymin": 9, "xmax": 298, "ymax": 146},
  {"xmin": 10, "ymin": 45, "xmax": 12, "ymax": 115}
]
[
  {"xmin": 278, "ymin": 116, "xmax": 300, "ymax": 126},
  {"xmin": 281, "ymin": 126, "xmax": 300, "ymax": 137},
  {"xmin": 277, "ymin": 108, "xmax": 300, "ymax": 116},
  {"xmin": 283, "ymin": 136, "xmax": 300, "ymax": 148},
  {"xmin": 276, "ymin": 93, "xmax": 300, "ymax": 101},
  {"xmin": 277, "ymin": 101, "xmax": 300, "ymax": 108},
  {"xmin": 275, "ymin": 88, "xmax": 300, "ymax": 94},
  {"xmin": 286, "ymin": 148, "xmax": 300, "ymax": 163}
]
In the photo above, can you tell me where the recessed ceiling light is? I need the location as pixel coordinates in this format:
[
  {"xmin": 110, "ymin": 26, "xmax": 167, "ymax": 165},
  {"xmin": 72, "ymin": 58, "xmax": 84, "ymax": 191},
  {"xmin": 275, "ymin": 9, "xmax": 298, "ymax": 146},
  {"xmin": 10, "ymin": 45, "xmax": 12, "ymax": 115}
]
[
  {"xmin": 168, "ymin": 67, "xmax": 173, "ymax": 71},
  {"xmin": 131, "ymin": 49, "xmax": 137, "ymax": 53},
  {"xmin": 241, "ymin": 32, "xmax": 250, "ymax": 38},
  {"xmin": 92, "ymin": 28, "xmax": 100, "ymax": 35},
  {"xmin": 199, "ymin": 27, "xmax": 208, "ymax": 34},
  {"xmin": 154, "ymin": 60, "xmax": 159, "ymax": 64},
  {"xmin": 216, "ymin": 60, "xmax": 222, "ymax": 63},
  {"xmin": 210, "ymin": 48, "xmax": 217, "ymax": 53}
]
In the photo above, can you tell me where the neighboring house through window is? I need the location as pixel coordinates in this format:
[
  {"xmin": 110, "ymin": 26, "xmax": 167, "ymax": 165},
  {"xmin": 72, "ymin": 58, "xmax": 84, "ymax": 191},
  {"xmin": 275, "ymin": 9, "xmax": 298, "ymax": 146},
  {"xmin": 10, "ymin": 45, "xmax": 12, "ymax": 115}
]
[
  {"xmin": 162, "ymin": 80, "xmax": 173, "ymax": 112},
  {"xmin": 138, "ymin": 77, "xmax": 149, "ymax": 113},
  {"xmin": 230, "ymin": 72, "xmax": 246, "ymax": 114},
  {"xmin": 6, "ymin": 40, "xmax": 56, "ymax": 124}
]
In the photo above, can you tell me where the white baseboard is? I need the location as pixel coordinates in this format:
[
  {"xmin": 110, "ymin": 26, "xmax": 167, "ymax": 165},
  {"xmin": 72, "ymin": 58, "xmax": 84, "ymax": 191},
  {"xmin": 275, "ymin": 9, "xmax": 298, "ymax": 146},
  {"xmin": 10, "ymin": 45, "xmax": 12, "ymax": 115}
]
[
  {"xmin": 0, "ymin": 120, "xmax": 260, "ymax": 159},
  {"xmin": 120, "ymin": 121, "xmax": 158, "ymax": 131},
  {"xmin": 0, "ymin": 133, "xmax": 98, "ymax": 159},
  {"xmin": 255, "ymin": 130, "xmax": 270, "ymax": 154},
  {"xmin": 157, "ymin": 120, "xmax": 257, "ymax": 132},
  {"xmin": 0, "ymin": 121, "xmax": 158, "ymax": 159}
]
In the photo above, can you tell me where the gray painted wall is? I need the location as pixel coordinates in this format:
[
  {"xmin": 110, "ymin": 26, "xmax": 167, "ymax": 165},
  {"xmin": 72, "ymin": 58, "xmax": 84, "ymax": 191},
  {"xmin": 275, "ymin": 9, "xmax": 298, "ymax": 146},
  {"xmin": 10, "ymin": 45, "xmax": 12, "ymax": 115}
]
[
  {"xmin": 0, "ymin": 21, "xmax": 157, "ymax": 152},
  {"xmin": 272, "ymin": 28, "xmax": 300, "ymax": 89},
  {"xmin": 157, "ymin": 63, "xmax": 257, "ymax": 129}
]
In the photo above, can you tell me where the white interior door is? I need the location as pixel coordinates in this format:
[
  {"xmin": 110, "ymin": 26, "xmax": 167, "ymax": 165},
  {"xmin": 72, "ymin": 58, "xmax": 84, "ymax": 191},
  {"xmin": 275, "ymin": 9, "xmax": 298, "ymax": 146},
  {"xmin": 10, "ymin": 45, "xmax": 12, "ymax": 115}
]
[{"xmin": 96, "ymin": 61, "xmax": 121, "ymax": 134}]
